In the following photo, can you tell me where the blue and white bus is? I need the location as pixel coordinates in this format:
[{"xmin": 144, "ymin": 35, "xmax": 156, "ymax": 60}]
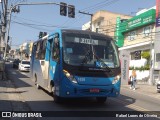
[{"xmin": 30, "ymin": 29, "xmax": 121, "ymax": 103}]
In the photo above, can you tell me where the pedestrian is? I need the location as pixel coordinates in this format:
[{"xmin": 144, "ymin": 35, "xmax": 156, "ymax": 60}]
[{"xmin": 131, "ymin": 70, "xmax": 137, "ymax": 90}]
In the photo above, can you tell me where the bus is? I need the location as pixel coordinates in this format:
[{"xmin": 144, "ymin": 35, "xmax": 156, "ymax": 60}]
[{"xmin": 30, "ymin": 29, "xmax": 121, "ymax": 103}]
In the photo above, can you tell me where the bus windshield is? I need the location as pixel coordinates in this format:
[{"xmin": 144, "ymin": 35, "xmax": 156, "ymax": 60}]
[{"xmin": 63, "ymin": 33, "xmax": 120, "ymax": 68}]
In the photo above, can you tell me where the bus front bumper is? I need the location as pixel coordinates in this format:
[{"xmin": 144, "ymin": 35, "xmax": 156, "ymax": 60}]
[{"xmin": 58, "ymin": 82, "xmax": 120, "ymax": 98}]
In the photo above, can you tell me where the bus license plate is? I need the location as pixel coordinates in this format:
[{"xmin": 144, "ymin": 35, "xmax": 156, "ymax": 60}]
[{"xmin": 90, "ymin": 88, "xmax": 100, "ymax": 93}]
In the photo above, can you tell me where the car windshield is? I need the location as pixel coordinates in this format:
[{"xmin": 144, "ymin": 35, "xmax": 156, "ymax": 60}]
[
  {"xmin": 22, "ymin": 61, "xmax": 30, "ymax": 65},
  {"xmin": 63, "ymin": 33, "xmax": 120, "ymax": 68}
]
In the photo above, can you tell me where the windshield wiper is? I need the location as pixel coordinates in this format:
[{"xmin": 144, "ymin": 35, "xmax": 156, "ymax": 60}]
[{"xmin": 93, "ymin": 52, "xmax": 113, "ymax": 73}]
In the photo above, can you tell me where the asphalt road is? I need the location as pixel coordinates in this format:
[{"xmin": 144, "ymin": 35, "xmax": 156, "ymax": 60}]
[{"xmin": 4, "ymin": 63, "xmax": 160, "ymax": 120}]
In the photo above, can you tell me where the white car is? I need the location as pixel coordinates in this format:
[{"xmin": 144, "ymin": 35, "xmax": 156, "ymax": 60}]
[{"xmin": 19, "ymin": 60, "xmax": 30, "ymax": 72}]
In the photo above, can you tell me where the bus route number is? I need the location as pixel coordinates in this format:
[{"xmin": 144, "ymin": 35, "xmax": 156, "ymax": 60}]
[{"xmin": 77, "ymin": 77, "xmax": 85, "ymax": 82}]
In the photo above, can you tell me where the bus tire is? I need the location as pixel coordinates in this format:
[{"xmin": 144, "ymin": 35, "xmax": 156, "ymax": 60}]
[
  {"xmin": 96, "ymin": 97, "xmax": 107, "ymax": 103},
  {"xmin": 52, "ymin": 86, "xmax": 61, "ymax": 103}
]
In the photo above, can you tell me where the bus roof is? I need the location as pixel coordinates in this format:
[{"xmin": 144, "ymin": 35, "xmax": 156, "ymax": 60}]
[
  {"xmin": 34, "ymin": 29, "xmax": 113, "ymax": 44},
  {"xmin": 47, "ymin": 29, "xmax": 113, "ymax": 41}
]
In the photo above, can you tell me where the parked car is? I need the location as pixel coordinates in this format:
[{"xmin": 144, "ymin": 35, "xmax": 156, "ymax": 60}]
[
  {"xmin": 157, "ymin": 81, "xmax": 160, "ymax": 93},
  {"xmin": 19, "ymin": 60, "xmax": 30, "ymax": 72},
  {"xmin": 13, "ymin": 59, "xmax": 20, "ymax": 68}
]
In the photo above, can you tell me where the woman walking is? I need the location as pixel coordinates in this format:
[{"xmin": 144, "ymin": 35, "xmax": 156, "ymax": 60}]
[{"xmin": 130, "ymin": 70, "xmax": 137, "ymax": 90}]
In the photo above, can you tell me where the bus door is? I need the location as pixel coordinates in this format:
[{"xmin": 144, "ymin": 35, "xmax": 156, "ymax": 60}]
[
  {"xmin": 30, "ymin": 43, "xmax": 37, "ymax": 79},
  {"xmin": 49, "ymin": 33, "xmax": 61, "ymax": 86}
]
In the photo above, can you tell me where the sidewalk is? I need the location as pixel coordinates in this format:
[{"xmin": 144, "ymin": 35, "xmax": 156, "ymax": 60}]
[
  {"xmin": 0, "ymin": 68, "xmax": 31, "ymax": 112},
  {"xmin": 121, "ymin": 82, "xmax": 160, "ymax": 99}
]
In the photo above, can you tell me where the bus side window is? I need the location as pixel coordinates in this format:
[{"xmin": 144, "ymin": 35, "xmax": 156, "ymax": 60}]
[
  {"xmin": 36, "ymin": 41, "xmax": 41, "ymax": 59},
  {"xmin": 33, "ymin": 43, "xmax": 37, "ymax": 57},
  {"xmin": 41, "ymin": 39, "xmax": 47, "ymax": 59},
  {"xmin": 52, "ymin": 36, "xmax": 60, "ymax": 62}
]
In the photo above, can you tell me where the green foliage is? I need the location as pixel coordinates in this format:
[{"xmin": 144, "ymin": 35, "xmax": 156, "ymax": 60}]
[
  {"xmin": 129, "ymin": 65, "xmax": 150, "ymax": 71},
  {"xmin": 129, "ymin": 66, "xmax": 134, "ymax": 70},
  {"xmin": 144, "ymin": 64, "xmax": 150, "ymax": 70},
  {"xmin": 129, "ymin": 51, "xmax": 151, "ymax": 71},
  {"xmin": 141, "ymin": 51, "xmax": 150, "ymax": 60}
]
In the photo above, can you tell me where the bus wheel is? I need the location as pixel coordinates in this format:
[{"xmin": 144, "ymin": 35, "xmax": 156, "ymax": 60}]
[
  {"xmin": 52, "ymin": 86, "xmax": 61, "ymax": 103},
  {"xmin": 96, "ymin": 97, "xmax": 107, "ymax": 103}
]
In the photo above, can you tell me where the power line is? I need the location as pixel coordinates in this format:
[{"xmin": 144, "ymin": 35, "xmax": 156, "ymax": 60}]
[
  {"xmin": 86, "ymin": 0, "xmax": 120, "ymax": 13},
  {"xmin": 67, "ymin": 0, "xmax": 121, "ymax": 30},
  {"xmin": 11, "ymin": 20, "xmax": 81, "ymax": 30},
  {"xmin": 61, "ymin": 0, "xmax": 109, "ymax": 27}
]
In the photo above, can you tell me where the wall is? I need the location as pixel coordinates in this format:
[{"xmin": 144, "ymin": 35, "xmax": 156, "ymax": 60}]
[
  {"xmin": 123, "ymin": 24, "xmax": 155, "ymax": 46},
  {"xmin": 129, "ymin": 70, "xmax": 149, "ymax": 81},
  {"xmin": 92, "ymin": 10, "xmax": 131, "ymax": 37}
]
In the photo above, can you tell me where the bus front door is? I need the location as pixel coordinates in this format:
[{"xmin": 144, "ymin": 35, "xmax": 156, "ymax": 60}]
[{"xmin": 49, "ymin": 34, "xmax": 61, "ymax": 95}]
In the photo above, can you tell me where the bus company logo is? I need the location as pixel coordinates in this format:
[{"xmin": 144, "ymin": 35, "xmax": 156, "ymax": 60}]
[{"xmin": 2, "ymin": 112, "xmax": 11, "ymax": 117}]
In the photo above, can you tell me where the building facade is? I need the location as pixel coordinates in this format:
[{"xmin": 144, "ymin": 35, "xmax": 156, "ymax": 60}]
[
  {"xmin": 19, "ymin": 42, "xmax": 33, "ymax": 60},
  {"xmin": 91, "ymin": 10, "xmax": 131, "ymax": 37},
  {"xmin": 82, "ymin": 10, "xmax": 132, "ymax": 37},
  {"xmin": 116, "ymin": 7, "xmax": 156, "ymax": 83}
]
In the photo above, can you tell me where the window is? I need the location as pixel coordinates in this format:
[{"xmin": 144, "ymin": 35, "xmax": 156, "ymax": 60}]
[
  {"xmin": 97, "ymin": 21, "xmax": 101, "ymax": 26},
  {"xmin": 35, "ymin": 39, "xmax": 47, "ymax": 60},
  {"xmin": 156, "ymin": 53, "xmax": 160, "ymax": 62},
  {"xmin": 128, "ymin": 31, "xmax": 136, "ymax": 41},
  {"xmin": 35, "ymin": 42, "xmax": 41, "ymax": 59},
  {"xmin": 52, "ymin": 37, "xmax": 60, "ymax": 61},
  {"xmin": 143, "ymin": 26, "xmax": 151, "ymax": 37},
  {"xmin": 96, "ymin": 28, "xmax": 99, "ymax": 33},
  {"xmin": 32, "ymin": 43, "xmax": 37, "ymax": 58},
  {"xmin": 130, "ymin": 52, "xmax": 137, "ymax": 60},
  {"xmin": 63, "ymin": 33, "xmax": 120, "ymax": 68},
  {"xmin": 131, "ymin": 51, "xmax": 141, "ymax": 60},
  {"xmin": 134, "ymin": 51, "xmax": 141, "ymax": 60},
  {"xmin": 41, "ymin": 39, "xmax": 47, "ymax": 59}
]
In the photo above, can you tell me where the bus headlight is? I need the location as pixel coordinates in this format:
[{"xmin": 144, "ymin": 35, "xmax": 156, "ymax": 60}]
[
  {"xmin": 112, "ymin": 75, "xmax": 121, "ymax": 84},
  {"xmin": 63, "ymin": 70, "xmax": 77, "ymax": 84}
]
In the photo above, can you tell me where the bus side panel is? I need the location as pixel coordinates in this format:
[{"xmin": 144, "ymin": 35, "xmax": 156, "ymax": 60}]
[{"xmin": 33, "ymin": 59, "xmax": 44, "ymax": 86}]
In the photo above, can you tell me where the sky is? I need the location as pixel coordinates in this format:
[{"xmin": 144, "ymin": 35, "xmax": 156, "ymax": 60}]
[{"xmin": 7, "ymin": 0, "xmax": 156, "ymax": 49}]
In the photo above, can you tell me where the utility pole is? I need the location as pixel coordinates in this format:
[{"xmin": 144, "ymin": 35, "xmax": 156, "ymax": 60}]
[
  {"xmin": 79, "ymin": 11, "xmax": 93, "ymax": 31},
  {"xmin": 0, "ymin": 0, "xmax": 8, "ymax": 55},
  {"xmin": 149, "ymin": 31, "xmax": 154, "ymax": 85},
  {"xmin": 3, "ymin": 2, "xmax": 64, "ymax": 60}
]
